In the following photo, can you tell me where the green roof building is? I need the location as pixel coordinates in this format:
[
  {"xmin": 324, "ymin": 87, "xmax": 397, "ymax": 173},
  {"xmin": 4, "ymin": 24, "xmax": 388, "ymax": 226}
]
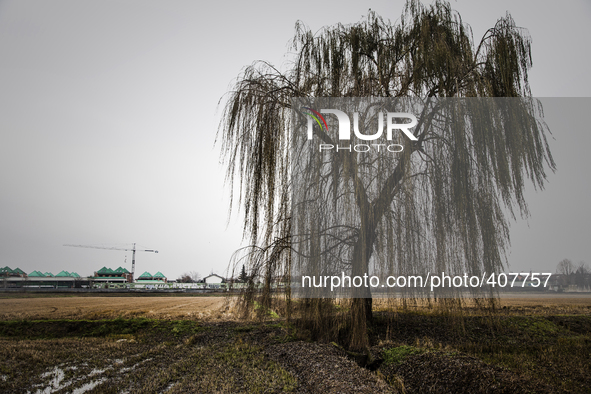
[
  {"xmin": 1, "ymin": 266, "xmax": 26, "ymax": 277},
  {"xmin": 96, "ymin": 267, "xmax": 115, "ymax": 275},
  {"xmin": 0, "ymin": 266, "xmax": 14, "ymax": 276},
  {"xmin": 55, "ymin": 271, "xmax": 71, "ymax": 277},
  {"xmin": 136, "ymin": 270, "xmax": 167, "ymax": 284},
  {"xmin": 28, "ymin": 271, "xmax": 45, "ymax": 277},
  {"xmin": 93, "ymin": 266, "xmax": 132, "ymax": 283},
  {"xmin": 137, "ymin": 271, "xmax": 152, "ymax": 280}
]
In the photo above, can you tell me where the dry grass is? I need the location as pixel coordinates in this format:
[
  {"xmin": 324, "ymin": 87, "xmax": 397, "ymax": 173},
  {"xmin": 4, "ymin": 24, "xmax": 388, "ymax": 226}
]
[
  {"xmin": 2, "ymin": 293, "xmax": 590, "ymax": 322},
  {"xmin": 0, "ymin": 296, "xmax": 235, "ymax": 321},
  {"xmin": 371, "ymin": 295, "xmax": 591, "ymax": 315}
]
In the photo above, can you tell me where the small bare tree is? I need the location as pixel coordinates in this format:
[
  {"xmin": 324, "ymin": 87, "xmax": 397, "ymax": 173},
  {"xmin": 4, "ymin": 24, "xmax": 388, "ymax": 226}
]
[
  {"xmin": 556, "ymin": 259, "xmax": 574, "ymax": 276},
  {"xmin": 178, "ymin": 271, "xmax": 201, "ymax": 283},
  {"xmin": 576, "ymin": 262, "xmax": 589, "ymax": 275},
  {"xmin": 574, "ymin": 261, "xmax": 590, "ymax": 290}
]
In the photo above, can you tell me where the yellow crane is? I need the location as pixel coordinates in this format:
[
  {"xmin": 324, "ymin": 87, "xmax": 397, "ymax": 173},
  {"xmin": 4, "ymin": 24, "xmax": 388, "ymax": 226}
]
[{"xmin": 64, "ymin": 243, "xmax": 158, "ymax": 281}]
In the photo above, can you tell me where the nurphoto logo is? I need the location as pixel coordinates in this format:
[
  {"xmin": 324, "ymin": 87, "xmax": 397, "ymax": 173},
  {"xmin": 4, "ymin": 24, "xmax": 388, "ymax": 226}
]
[{"xmin": 302, "ymin": 106, "xmax": 417, "ymax": 153}]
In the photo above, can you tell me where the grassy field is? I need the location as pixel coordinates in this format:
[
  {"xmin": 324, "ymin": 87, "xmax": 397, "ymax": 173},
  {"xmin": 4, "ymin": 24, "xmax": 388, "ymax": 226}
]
[{"xmin": 0, "ymin": 294, "xmax": 590, "ymax": 393}]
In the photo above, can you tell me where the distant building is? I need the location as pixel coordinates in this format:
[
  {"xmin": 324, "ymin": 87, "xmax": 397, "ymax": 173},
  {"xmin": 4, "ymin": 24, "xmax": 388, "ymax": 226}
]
[
  {"xmin": 136, "ymin": 271, "xmax": 167, "ymax": 284},
  {"xmin": 203, "ymin": 274, "xmax": 225, "ymax": 285},
  {"xmin": 93, "ymin": 266, "xmax": 132, "ymax": 283},
  {"xmin": 0, "ymin": 266, "xmax": 26, "ymax": 278},
  {"xmin": 56, "ymin": 270, "xmax": 81, "ymax": 278},
  {"xmin": 1, "ymin": 266, "xmax": 83, "ymax": 288},
  {"xmin": 0, "ymin": 265, "xmax": 171, "ymax": 289},
  {"xmin": 28, "ymin": 271, "xmax": 46, "ymax": 278}
]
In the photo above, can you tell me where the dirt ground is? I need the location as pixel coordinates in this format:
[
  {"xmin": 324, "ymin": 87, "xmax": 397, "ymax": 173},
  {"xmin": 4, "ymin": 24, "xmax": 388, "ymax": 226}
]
[
  {"xmin": 1, "ymin": 294, "xmax": 590, "ymax": 393},
  {"xmin": 0, "ymin": 295, "xmax": 231, "ymax": 320}
]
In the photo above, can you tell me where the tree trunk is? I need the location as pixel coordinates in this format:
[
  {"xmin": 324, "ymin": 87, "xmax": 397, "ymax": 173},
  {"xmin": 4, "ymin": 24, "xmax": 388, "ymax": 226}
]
[
  {"xmin": 349, "ymin": 217, "xmax": 376, "ymax": 350},
  {"xmin": 350, "ymin": 297, "xmax": 369, "ymax": 350}
]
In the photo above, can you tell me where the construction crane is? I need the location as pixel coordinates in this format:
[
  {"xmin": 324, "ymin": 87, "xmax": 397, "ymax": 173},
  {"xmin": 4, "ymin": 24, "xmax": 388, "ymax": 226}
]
[{"xmin": 63, "ymin": 243, "xmax": 158, "ymax": 281}]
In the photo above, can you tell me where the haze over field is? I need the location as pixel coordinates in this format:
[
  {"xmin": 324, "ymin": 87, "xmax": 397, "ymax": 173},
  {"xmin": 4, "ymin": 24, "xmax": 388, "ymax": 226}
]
[{"xmin": 0, "ymin": 0, "xmax": 589, "ymax": 279}]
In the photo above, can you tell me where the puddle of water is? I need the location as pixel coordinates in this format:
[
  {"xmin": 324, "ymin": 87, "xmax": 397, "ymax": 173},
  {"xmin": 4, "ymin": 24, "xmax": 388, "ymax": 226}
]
[
  {"xmin": 72, "ymin": 378, "xmax": 106, "ymax": 394},
  {"xmin": 29, "ymin": 357, "xmax": 149, "ymax": 393},
  {"xmin": 32, "ymin": 364, "xmax": 109, "ymax": 394},
  {"xmin": 160, "ymin": 382, "xmax": 176, "ymax": 393},
  {"xmin": 35, "ymin": 366, "xmax": 66, "ymax": 394},
  {"xmin": 88, "ymin": 368, "xmax": 106, "ymax": 377},
  {"xmin": 119, "ymin": 357, "xmax": 153, "ymax": 373}
]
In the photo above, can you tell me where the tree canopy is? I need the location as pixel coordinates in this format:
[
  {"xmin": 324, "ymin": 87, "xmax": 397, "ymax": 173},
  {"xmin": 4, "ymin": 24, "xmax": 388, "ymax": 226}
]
[{"xmin": 218, "ymin": 0, "xmax": 555, "ymax": 348}]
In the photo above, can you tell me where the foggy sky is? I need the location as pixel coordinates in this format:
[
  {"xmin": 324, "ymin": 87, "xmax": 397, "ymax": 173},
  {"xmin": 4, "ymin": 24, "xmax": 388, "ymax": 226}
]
[{"xmin": 0, "ymin": 0, "xmax": 589, "ymax": 280}]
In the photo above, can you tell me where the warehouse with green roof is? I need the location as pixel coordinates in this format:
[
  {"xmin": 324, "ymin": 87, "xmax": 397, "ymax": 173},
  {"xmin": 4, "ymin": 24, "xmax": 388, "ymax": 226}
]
[
  {"xmin": 1, "ymin": 266, "xmax": 26, "ymax": 277},
  {"xmin": 91, "ymin": 266, "xmax": 133, "ymax": 284},
  {"xmin": 136, "ymin": 271, "xmax": 167, "ymax": 284},
  {"xmin": 0, "ymin": 265, "xmax": 168, "ymax": 289},
  {"xmin": 0, "ymin": 266, "xmax": 84, "ymax": 289}
]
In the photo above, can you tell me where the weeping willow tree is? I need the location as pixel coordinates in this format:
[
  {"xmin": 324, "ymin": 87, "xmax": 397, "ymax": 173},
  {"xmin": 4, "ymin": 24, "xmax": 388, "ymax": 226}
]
[{"xmin": 218, "ymin": 0, "xmax": 555, "ymax": 349}]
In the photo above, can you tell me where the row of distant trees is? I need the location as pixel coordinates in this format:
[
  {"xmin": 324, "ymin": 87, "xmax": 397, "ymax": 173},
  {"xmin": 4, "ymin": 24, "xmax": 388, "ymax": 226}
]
[{"xmin": 555, "ymin": 259, "xmax": 590, "ymax": 290}]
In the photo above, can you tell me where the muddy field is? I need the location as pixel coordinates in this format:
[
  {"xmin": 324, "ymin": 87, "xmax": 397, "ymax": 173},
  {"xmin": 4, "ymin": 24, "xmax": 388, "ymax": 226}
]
[{"xmin": 0, "ymin": 294, "xmax": 590, "ymax": 393}]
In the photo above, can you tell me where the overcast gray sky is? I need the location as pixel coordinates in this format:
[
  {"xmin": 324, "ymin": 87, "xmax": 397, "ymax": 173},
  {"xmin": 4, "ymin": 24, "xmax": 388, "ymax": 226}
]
[{"xmin": 0, "ymin": 0, "xmax": 589, "ymax": 279}]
